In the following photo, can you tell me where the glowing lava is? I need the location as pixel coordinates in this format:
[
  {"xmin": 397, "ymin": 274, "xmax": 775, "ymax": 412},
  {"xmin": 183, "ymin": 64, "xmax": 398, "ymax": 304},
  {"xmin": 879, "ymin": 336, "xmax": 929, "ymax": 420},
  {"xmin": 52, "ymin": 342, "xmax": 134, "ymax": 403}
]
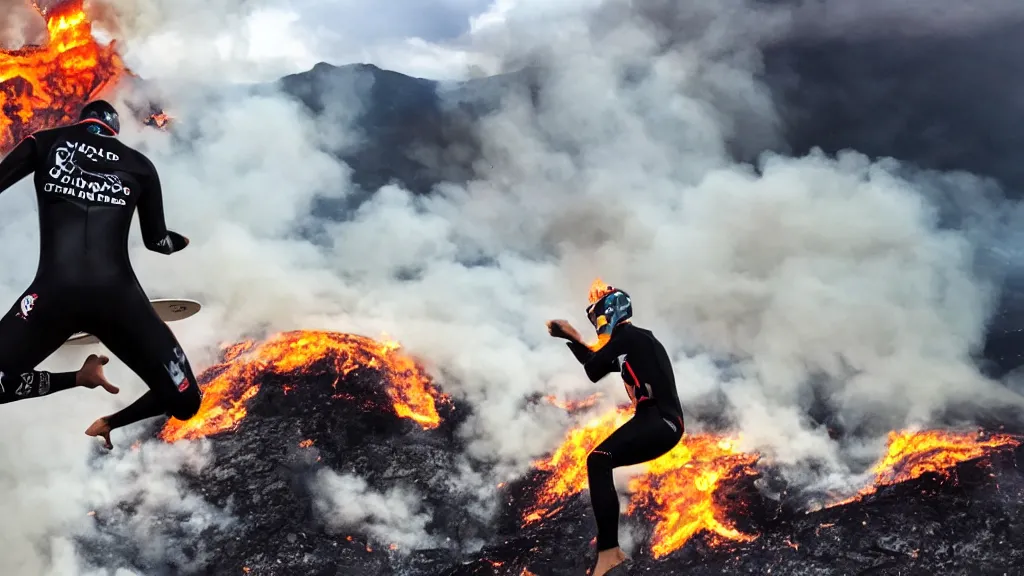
[
  {"xmin": 159, "ymin": 330, "xmax": 450, "ymax": 443},
  {"xmin": 1, "ymin": 0, "xmax": 126, "ymax": 151},
  {"xmin": 522, "ymin": 406, "xmax": 759, "ymax": 557},
  {"xmin": 827, "ymin": 429, "xmax": 1022, "ymax": 507}
]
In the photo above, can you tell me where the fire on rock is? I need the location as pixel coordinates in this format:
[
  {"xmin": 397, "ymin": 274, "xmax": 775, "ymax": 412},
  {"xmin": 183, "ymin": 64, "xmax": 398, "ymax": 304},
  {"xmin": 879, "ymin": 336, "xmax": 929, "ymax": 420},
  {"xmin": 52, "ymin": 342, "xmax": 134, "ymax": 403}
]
[{"xmin": 104, "ymin": 329, "xmax": 1019, "ymax": 575}]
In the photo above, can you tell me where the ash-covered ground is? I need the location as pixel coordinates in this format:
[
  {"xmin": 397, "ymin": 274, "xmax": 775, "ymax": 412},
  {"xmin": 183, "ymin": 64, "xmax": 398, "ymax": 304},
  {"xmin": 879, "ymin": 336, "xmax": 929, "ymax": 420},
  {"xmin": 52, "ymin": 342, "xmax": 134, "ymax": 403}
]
[{"xmin": 76, "ymin": 349, "xmax": 1024, "ymax": 576}]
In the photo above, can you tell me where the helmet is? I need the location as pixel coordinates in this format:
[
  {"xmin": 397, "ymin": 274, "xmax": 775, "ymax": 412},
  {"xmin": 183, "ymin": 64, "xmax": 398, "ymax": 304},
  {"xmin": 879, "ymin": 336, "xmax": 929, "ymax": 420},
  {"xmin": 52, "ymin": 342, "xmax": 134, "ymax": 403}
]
[
  {"xmin": 585, "ymin": 279, "xmax": 632, "ymax": 337},
  {"xmin": 78, "ymin": 100, "xmax": 120, "ymax": 135}
]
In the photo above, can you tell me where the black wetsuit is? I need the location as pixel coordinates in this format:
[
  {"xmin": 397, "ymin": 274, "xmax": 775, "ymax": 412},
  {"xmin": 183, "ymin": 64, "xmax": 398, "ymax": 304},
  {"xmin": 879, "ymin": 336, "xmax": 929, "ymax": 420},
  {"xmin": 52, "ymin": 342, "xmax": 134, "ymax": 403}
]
[
  {"xmin": 0, "ymin": 121, "xmax": 201, "ymax": 430},
  {"xmin": 566, "ymin": 322, "xmax": 684, "ymax": 551}
]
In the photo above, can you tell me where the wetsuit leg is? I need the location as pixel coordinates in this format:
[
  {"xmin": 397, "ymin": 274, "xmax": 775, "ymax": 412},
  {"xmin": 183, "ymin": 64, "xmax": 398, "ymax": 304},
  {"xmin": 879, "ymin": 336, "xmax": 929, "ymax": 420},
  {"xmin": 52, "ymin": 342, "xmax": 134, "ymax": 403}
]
[
  {"xmin": 0, "ymin": 285, "xmax": 79, "ymax": 403},
  {"xmin": 586, "ymin": 405, "xmax": 683, "ymax": 551},
  {"xmin": 87, "ymin": 288, "xmax": 201, "ymax": 430}
]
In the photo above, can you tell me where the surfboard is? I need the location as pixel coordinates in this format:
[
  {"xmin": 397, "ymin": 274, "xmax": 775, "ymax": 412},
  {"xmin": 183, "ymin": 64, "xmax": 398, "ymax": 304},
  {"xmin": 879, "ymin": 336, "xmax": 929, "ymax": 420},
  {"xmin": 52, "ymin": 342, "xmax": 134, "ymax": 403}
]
[{"xmin": 63, "ymin": 298, "xmax": 202, "ymax": 346}]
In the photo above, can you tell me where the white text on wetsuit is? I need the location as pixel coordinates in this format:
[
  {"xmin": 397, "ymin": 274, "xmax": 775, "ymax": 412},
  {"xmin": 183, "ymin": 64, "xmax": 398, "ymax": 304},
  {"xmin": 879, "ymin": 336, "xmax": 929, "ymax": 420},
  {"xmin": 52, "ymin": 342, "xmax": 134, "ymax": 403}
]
[{"xmin": 44, "ymin": 141, "xmax": 130, "ymax": 206}]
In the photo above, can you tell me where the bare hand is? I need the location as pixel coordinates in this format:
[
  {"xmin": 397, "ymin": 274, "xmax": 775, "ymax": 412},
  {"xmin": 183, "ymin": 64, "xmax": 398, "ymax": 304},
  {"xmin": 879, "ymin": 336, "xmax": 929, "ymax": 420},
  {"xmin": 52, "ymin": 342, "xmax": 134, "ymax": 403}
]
[
  {"xmin": 76, "ymin": 354, "xmax": 120, "ymax": 395},
  {"xmin": 85, "ymin": 416, "xmax": 113, "ymax": 450},
  {"xmin": 547, "ymin": 319, "xmax": 583, "ymax": 342}
]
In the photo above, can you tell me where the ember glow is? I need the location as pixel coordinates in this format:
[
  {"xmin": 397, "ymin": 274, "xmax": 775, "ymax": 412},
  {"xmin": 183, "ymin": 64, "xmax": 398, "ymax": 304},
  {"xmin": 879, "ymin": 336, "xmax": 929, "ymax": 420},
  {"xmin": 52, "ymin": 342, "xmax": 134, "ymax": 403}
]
[
  {"xmin": 522, "ymin": 406, "xmax": 759, "ymax": 556},
  {"xmin": 159, "ymin": 330, "xmax": 450, "ymax": 442},
  {"xmin": 146, "ymin": 111, "xmax": 172, "ymax": 129},
  {"xmin": 827, "ymin": 429, "xmax": 1022, "ymax": 507},
  {"xmin": 542, "ymin": 393, "xmax": 602, "ymax": 413},
  {"xmin": 0, "ymin": 0, "xmax": 126, "ymax": 151}
]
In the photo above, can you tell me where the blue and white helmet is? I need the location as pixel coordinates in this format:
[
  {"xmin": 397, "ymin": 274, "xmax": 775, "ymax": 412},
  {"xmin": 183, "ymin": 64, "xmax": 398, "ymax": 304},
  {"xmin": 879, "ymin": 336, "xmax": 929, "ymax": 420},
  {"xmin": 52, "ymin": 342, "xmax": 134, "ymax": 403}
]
[
  {"xmin": 78, "ymin": 100, "xmax": 120, "ymax": 135},
  {"xmin": 586, "ymin": 281, "xmax": 632, "ymax": 336}
]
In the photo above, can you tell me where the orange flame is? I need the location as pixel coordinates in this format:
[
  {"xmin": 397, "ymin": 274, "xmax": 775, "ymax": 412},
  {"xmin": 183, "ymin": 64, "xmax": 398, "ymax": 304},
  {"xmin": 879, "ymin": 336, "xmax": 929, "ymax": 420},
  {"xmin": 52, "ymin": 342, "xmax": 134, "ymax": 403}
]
[
  {"xmin": 0, "ymin": 0, "xmax": 126, "ymax": 151},
  {"xmin": 525, "ymin": 408, "xmax": 1022, "ymax": 558},
  {"xmin": 827, "ymin": 428, "xmax": 1021, "ymax": 507},
  {"xmin": 542, "ymin": 393, "xmax": 602, "ymax": 413},
  {"xmin": 625, "ymin": 436, "xmax": 759, "ymax": 557},
  {"xmin": 158, "ymin": 330, "xmax": 450, "ymax": 443},
  {"xmin": 584, "ymin": 277, "xmax": 617, "ymax": 351},
  {"xmin": 146, "ymin": 111, "xmax": 172, "ymax": 129},
  {"xmin": 588, "ymin": 277, "xmax": 614, "ymax": 305},
  {"xmin": 522, "ymin": 406, "xmax": 759, "ymax": 556},
  {"xmin": 525, "ymin": 407, "xmax": 633, "ymax": 523}
]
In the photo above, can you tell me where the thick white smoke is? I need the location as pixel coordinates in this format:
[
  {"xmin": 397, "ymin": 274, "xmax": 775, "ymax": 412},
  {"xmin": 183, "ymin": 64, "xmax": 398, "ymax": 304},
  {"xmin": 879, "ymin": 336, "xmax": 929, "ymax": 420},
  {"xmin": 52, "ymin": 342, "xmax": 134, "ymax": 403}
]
[
  {"xmin": 310, "ymin": 469, "xmax": 437, "ymax": 551},
  {"xmin": 0, "ymin": 0, "xmax": 45, "ymax": 49},
  {"xmin": 0, "ymin": 0, "xmax": 1022, "ymax": 573}
]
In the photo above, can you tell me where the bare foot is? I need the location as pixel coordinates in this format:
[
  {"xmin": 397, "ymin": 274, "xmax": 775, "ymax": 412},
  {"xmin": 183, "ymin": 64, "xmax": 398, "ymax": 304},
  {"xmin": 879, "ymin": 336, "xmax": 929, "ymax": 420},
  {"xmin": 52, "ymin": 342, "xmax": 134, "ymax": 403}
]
[
  {"xmin": 592, "ymin": 548, "xmax": 627, "ymax": 576},
  {"xmin": 85, "ymin": 416, "xmax": 113, "ymax": 450},
  {"xmin": 76, "ymin": 354, "xmax": 120, "ymax": 394}
]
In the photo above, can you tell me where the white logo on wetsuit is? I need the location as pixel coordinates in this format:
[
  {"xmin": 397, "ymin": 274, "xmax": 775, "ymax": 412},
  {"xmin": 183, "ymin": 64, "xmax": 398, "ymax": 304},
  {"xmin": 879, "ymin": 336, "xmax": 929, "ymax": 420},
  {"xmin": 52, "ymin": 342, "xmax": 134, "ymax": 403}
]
[
  {"xmin": 165, "ymin": 346, "xmax": 189, "ymax": 391},
  {"xmin": 38, "ymin": 372, "xmax": 50, "ymax": 395},
  {"xmin": 44, "ymin": 140, "xmax": 130, "ymax": 206},
  {"xmin": 16, "ymin": 293, "xmax": 37, "ymax": 320},
  {"xmin": 16, "ymin": 373, "xmax": 33, "ymax": 396},
  {"xmin": 0, "ymin": 371, "xmax": 5, "ymax": 394}
]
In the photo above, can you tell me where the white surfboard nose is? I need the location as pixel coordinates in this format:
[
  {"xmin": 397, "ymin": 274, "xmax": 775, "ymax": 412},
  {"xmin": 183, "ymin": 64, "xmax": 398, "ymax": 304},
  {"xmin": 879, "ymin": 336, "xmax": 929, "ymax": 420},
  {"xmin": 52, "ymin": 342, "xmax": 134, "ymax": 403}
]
[{"xmin": 64, "ymin": 298, "xmax": 203, "ymax": 346}]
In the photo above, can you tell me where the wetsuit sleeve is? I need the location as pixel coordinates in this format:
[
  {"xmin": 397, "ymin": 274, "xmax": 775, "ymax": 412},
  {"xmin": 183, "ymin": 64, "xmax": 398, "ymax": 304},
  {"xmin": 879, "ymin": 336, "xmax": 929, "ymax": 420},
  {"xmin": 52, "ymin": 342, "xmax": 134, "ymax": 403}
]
[
  {"xmin": 106, "ymin": 391, "xmax": 164, "ymax": 430},
  {"xmin": 135, "ymin": 152, "xmax": 188, "ymax": 255},
  {"xmin": 0, "ymin": 370, "xmax": 77, "ymax": 404},
  {"xmin": 567, "ymin": 341, "xmax": 595, "ymax": 364},
  {"xmin": 568, "ymin": 336, "xmax": 627, "ymax": 383},
  {"xmin": 0, "ymin": 136, "xmax": 37, "ymax": 195}
]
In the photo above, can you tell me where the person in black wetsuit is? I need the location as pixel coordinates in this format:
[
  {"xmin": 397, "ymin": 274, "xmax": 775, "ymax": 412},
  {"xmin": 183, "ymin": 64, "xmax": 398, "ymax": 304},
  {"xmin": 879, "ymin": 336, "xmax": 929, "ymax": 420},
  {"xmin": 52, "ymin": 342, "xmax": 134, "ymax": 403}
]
[
  {"xmin": 547, "ymin": 281, "xmax": 684, "ymax": 576},
  {"xmin": 0, "ymin": 100, "xmax": 202, "ymax": 449}
]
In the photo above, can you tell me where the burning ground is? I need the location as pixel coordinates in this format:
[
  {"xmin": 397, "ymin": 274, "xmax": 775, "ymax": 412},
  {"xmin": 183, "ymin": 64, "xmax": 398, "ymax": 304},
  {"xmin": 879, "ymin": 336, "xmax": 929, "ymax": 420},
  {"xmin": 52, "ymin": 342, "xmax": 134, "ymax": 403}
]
[
  {"xmin": 73, "ymin": 330, "xmax": 1024, "ymax": 575},
  {"xmin": 0, "ymin": 0, "xmax": 169, "ymax": 152},
  {"xmin": 0, "ymin": 0, "xmax": 124, "ymax": 150}
]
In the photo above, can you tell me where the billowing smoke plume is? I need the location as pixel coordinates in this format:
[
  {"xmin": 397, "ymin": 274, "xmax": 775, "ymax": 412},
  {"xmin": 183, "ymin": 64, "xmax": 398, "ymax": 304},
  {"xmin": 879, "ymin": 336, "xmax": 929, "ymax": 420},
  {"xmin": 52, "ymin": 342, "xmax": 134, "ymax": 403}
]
[{"xmin": 1, "ymin": 0, "xmax": 1023, "ymax": 573}]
